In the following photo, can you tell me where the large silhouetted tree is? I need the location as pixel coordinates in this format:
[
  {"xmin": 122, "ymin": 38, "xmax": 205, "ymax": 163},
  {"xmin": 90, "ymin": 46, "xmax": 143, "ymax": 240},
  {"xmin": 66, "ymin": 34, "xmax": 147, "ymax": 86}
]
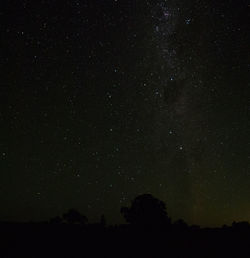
[{"xmin": 121, "ymin": 194, "xmax": 171, "ymax": 227}]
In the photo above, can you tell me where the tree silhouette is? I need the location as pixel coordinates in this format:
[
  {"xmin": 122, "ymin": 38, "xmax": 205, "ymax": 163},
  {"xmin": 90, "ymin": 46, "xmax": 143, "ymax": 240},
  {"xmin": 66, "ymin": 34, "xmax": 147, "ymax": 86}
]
[
  {"xmin": 121, "ymin": 194, "xmax": 171, "ymax": 227},
  {"xmin": 62, "ymin": 209, "xmax": 88, "ymax": 225}
]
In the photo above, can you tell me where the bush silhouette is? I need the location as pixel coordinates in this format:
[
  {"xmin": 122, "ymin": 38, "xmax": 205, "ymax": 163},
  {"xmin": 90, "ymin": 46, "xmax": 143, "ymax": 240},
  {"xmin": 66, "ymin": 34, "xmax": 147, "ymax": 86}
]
[
  {"xmin": 173, "ymin": 219, "xmax": 188, "ymax": 230},
  {"xmin": 121, "ymin": 194, "xmax": 171, "ymax": 227},
  {"xmin": 62, "ymin": 209, "xmax": 88, "ymax": 225}
]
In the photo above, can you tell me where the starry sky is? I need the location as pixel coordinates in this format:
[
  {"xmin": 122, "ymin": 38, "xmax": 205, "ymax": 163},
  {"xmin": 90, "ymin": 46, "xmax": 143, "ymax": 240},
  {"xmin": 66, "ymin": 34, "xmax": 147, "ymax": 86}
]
[{"xmin": 0, "ymin": 0, "xmax": 249, "ymax": 227}]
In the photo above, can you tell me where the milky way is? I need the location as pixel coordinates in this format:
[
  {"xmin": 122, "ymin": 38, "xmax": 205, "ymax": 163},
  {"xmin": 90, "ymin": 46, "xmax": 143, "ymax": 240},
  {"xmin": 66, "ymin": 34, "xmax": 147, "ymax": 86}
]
[
  {"xmin": 149, "ymin": 0, "xmax": 249, "ymax": 225},
  {"xmin": 0, "ymin": 0, "xmax": 249, "ymax": 227}
]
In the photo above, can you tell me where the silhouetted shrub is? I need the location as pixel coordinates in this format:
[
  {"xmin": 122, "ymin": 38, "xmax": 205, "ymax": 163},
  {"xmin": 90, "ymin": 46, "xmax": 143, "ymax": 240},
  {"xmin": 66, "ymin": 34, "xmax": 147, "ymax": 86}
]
[
  {"xmin": 173, "ymin": 219, "xmax": 188, "ymax": 231},
  {"xmin": 62, "ymin": 209, "xmax": 88, "ymax": 225}
]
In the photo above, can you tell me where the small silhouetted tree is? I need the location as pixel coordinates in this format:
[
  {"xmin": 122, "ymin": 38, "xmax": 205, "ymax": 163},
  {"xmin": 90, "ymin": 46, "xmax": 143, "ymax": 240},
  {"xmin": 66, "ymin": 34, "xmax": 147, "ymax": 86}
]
[
  {"xmin": 121, "ymin": 194, "xmax": 171, "ymax": 227},
  {"xmin": 63, "ymin": 209, "xmax": 88, "ymax": 225}
]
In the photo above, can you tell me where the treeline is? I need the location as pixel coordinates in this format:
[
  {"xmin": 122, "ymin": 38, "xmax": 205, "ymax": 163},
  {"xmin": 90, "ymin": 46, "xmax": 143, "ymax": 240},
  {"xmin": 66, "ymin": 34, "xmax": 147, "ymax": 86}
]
[
  {"xmin": 1, "ymin": 194, "xmax": 250, "ymax": 258},
  {"xmin": 48, "ymin": 194, "xmax": 249, "ymax": 231}
]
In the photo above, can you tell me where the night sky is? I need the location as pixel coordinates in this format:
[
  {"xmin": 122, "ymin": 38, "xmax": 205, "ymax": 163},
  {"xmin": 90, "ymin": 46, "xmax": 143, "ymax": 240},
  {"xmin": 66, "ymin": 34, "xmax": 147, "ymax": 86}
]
[{"xmin": 1, "ymin": 0, "xmax": 249, "ymax": 227}]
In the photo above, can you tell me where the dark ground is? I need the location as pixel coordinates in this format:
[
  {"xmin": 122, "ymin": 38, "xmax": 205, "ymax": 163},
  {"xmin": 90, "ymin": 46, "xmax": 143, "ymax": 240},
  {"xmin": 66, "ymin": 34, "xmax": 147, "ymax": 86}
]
[{"xmin": 1, "ymin": 221, "xmax": 250, "ymax": 258}]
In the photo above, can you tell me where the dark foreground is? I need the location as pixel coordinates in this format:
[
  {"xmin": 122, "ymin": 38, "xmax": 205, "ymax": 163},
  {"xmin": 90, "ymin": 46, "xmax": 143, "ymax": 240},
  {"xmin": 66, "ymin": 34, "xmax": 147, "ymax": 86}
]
[{"xmin": 1, "ymin": 222, "xmax": 250, "ymax": 258}]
